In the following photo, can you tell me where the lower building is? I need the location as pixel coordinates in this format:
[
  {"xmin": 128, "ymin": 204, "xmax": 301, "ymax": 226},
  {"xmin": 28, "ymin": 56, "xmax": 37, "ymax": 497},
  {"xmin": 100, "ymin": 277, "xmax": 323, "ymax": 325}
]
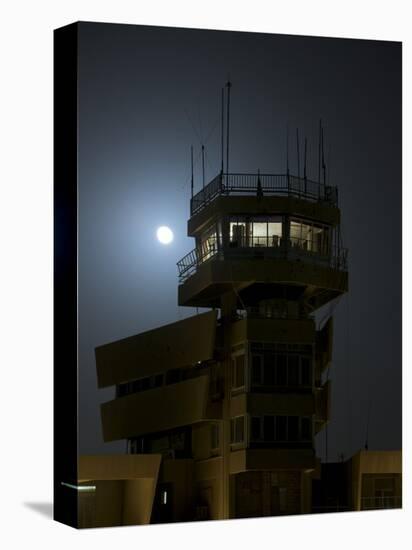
[{"xmin": 312, "ymin": 450, "xmax": 402, "ymax": 513}]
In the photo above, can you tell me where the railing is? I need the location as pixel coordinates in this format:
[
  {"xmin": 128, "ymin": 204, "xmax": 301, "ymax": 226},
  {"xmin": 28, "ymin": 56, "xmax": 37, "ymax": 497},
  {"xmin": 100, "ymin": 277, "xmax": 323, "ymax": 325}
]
[
  {"xmin": 190, "ymin": 172, "xmax": 338, "ymax": 215},
  {"xmin": 177, "ymin": 237, "xmax": 219, "ymax": 281},
  {"xmin": 361, "ymin": 496, "xmax": 402, "ymax": 510},
  {"xmin": 177, "ymin": 236, "xmax": 348, "ymax": 283},
  {"xmin": 237, "ymin": 306, "xmax": 310, "ymax": 321}
]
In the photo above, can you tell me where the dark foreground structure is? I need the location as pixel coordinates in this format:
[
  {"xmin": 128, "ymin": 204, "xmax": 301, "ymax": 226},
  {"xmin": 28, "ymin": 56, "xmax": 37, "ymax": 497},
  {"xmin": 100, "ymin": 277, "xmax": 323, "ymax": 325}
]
[
  {"xmin": 312, "ymin": 450, "xmax": 402, "ymax": 513},
  {"xmin": 81, "ymin": 168, "xmax": 357, "ymax": 526}
]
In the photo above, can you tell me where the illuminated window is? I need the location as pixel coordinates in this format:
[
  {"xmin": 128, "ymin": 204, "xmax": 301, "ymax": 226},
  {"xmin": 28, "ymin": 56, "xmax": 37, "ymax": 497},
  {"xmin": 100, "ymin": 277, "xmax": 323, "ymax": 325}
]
[
  {"xmin": 200, "ymin": 225, "xmax": 218, "ymax": 261},
  {"xmin": 230, "ymin": 216, "xmax": 282, "ymax": 248},
  {"xmin": 267, "ymin": 220, "xmax": 282, "ymax": 247},
  {"xmin": 290, "ymin": 218, "xmax": 330, "ymax": 254},
  {"xmin": 229, "ymin": 220, "xmax": 246, "ymax": 247}
]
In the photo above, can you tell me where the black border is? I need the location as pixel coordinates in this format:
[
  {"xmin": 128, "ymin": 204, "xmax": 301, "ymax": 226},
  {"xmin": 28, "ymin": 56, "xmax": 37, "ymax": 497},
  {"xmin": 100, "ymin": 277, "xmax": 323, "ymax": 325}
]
[{"xmin": 53, "ymin": 22, "xmax": 79, "ymax": 528}]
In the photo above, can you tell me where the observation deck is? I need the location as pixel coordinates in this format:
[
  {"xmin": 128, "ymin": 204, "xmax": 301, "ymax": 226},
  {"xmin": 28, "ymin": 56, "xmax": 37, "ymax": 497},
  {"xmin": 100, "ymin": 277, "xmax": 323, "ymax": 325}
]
[{"xmin": 190, "ymin": 172, "xmax": 338, "ymax": 216}]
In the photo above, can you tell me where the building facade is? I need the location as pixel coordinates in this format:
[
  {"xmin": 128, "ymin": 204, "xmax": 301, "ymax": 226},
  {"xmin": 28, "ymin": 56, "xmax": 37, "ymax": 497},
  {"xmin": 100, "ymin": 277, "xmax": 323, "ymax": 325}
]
[{"xmin": 93, "ymin": 171, "xmax": 348, "ymax": 524}]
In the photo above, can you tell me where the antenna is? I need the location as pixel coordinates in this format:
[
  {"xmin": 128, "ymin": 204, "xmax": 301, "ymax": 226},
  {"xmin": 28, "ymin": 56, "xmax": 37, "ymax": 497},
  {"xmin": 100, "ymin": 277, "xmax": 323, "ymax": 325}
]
[
  {"xmin": 328, "ymin": 144, "xmax": 331, "ymax": 186},
  {"xmin": 304, "ymin": 136, "xmax": 307, "ymax": 193},
  {"xmin": 226, "ymin": 79, "xmax": 232, "ymax": 175},
  {"xmin": 190, "ymin": 145, "xmax": 194, "ymax": 199},
  {"xmin": 221, "ymin": 87, "xmax": 224, "ymax": 174},
  {"xmin": 286, "ymin": 125, "xmax": 290, "ymax": 174},
  {"xmin": 304, "ymin": 137, "xmax": 307, "ymax": 179},
  {"xmin": 202, "ymin": 144, "xmax": 205, "ymax": 189},
  {"xmin": 318, "ymin": 119, "xmax": 322, "ymax": 185},
  {"xmin": 321, "ymin": 125, "xmax": 326, "ymax": 186},
  {"xmin": 296, "ymin": 128, "xmax": 300, "ymax": 179}
]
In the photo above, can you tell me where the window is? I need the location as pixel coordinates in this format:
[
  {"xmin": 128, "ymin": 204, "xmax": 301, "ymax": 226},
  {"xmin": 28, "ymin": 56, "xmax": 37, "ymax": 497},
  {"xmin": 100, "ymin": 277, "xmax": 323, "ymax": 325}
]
[
  {"xmin": 249, "ymin": 343, "xmax": 313, "ymax": 390},
  {"xmin": 251, "ymin": 354, "xmax": 263, "ymax": 385},
  {"xmin": 251, "ymin": 415, "xmax": 313, "ymax": 443},
  {"xmin": 288, "ymin": 416, "xmax": 299, "ymax": 441},
  {"xmin": 264, "ymin": 416, "xmax": 275, "ymax": 441},
  {"xmin": 211, "ymin": 423, "xmax": 220, "ymax": 450},
  {"xmin": 276, "ymin": 416, "xmax": 287, "ymax": 441},
  {"xmin": 200, "ymin": 225, "xmax": 218, "ymax": 261},
  {"xmin": 276, "ymin": 355, "xmax": 287, "ymax": 385},
  {"xmin": 288, "ymin": 355, "xmax": 299, "ymax": 385},
  {"xmin": 301, "ymin": 357, "xmax": 312, "ymax": 386},
  {"xmin": 251, "ymin": 417, "xmax": 262, "ymax": 441},
  {"xmin": 232, "ymin": 355, "xmax": 245, "ymax": 389},
  {"xmin": 153, "ymin": 373, "xmax": 164, "ymax": 388},
  {"xmin": 267, "ymin": 221, "xmax": 283, "ymax": 247},
  {"xmin": 263, "ymin": 354, "xmax": 276, "ymax": 385},
  {"xmin": 251, "ymin": 221, "xmax": 267, "ymax": 247},
  {"xmin": 230, "ymin": 220, "xmax": 246, "ymax": 247},
  {"xmin": 230, "ymin": 416, "xmax": 245, "ymax": 444},
  {"xmin": 290, "ymin": 218, "xmax": 330, "ymax": 255},
  {"xmin": 139, "ymin": 377, "xmax": 151, "ymax": 391},
  {"xmin": 166, "ymin": 369, "xmax": 181, "ymax": 385},
  {"xmin": 229, "ymin": 216, "xmax": 283, "ymax": 248}
]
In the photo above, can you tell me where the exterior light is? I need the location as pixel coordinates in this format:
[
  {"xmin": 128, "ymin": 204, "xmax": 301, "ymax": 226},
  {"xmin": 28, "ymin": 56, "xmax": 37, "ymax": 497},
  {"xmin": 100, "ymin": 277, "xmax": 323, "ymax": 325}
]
[{"xmin": 61, "ymin": 482, "xmax": 96, "ymax": 492}]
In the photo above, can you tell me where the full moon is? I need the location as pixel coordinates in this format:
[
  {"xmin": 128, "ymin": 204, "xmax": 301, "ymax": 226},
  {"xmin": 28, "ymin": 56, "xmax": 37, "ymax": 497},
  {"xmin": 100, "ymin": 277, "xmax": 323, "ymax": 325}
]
[{"xmin": 156, "ymin": 226, "xmax": 174, "ymax": 245}]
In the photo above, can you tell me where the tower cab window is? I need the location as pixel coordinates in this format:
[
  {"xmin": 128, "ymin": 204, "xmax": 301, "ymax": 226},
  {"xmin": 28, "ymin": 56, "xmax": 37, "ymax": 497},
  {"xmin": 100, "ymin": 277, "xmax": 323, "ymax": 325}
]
[
  {"xmin": 229, "ymin": 216, "xmax": 282, "ymax": 248},
  {"xmin": 289, "ymin": 218, "xmax": 330, "ymax": 255},
  {"xmin": 199, "ymin": 224, "xmax": 218, "ymax": 262}
]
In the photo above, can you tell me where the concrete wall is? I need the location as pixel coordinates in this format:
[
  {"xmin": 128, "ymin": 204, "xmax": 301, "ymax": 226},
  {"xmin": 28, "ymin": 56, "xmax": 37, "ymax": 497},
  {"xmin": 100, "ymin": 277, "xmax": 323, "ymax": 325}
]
[
  {"xmin": 122, "ymin": 478, "xmax": 155, "ymax": 525},
  {"xmin": 101, "ymin": 375, "xmax": 209, "ymax": 441},
  {"xmin": 160, "ymin": 459, "xmax": 194, "ymax": 522},
  {"xmin": 96, "ymin": 310, "xmax": 217, "ymax": 388}
]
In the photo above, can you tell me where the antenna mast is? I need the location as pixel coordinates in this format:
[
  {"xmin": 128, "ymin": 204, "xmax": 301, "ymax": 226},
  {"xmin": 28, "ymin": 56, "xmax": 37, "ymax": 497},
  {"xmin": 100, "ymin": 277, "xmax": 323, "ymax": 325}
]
[
  {"xmin": 318, "ymin": 119, "xmax": 322, "ymax": 185},
  {"xmin": 226, "ymin": 80, "xmax": 232, "ymax": 175},
  {"xmin": 286, "ymin": 125, "xmax": 290, "ymax": 174},
  {"xmin": 221, "ymin": 88, "xmax": 224, "ymax": 174},
  {"xmin": 304, "ymin": 136, "xmax": 307, "ymax": 193},
  {"xmin": 296, "ymin": 128, "xmax": 300, "ymax": 179},
  {"xmin": 202, "ymin": 144, "xmax": 205, "ymax": 189},
  {"xmin": 321, "ymin": 125, "xmax": 326, "ymax": 186},
  {"xmin": 190, "ymin": 145, "xmax": 194, "ymax": 199},
  {"xmin": 304, "ymin": 136, "xmax": 307, "ymax": 179}
]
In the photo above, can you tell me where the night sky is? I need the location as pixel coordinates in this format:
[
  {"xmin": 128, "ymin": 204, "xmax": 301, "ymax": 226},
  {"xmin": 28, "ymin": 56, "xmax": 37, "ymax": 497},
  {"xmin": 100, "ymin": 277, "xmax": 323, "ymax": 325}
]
[{"xmin": 78, "ymin": 22, "xmax": 402, "ymax": 461}]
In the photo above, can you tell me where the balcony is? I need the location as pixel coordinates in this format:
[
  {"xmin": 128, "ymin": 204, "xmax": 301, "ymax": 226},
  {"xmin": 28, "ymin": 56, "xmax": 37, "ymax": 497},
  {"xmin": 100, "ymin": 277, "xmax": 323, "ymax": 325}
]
[
  {"xmin": 101, "ymin": 374, "xmax": 222, "ymax": 442},
  {"xmin": 177, "ymin": 235, "xmax": 348, "ymax": 284},
  {"xmin": 190, "ymin": 172, "xmax": 338, "ymax": 216}
]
